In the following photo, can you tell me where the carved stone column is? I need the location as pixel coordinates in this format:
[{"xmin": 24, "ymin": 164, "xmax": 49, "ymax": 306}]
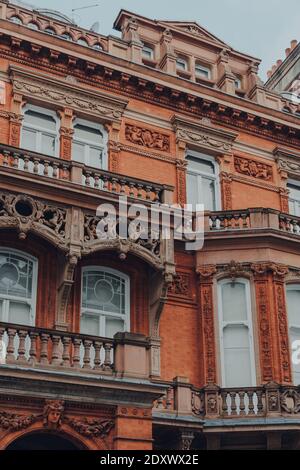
[
  {"xmin": 176, "ymin": 158, "xmax": 188, "ymax": 206},
  {"xmin": 251, "ymin": 263, "xmax": 275, "ymax": 383},
  {"xmin": 279, "ymin": 188, "xmax": 290, "ymax": 214},
  {"xmin": 108, "ymin": 121, "xmax": 122, "ymax": 173},
  {"xmin": 58, "ymin": 108, "xmax": 74, "ymax": 161},
  {"xmin": 270, "ymin": 264, "xmax": 292, "ymax": 384},
  {"xmin": 9, "ymin": 93, "xmax": 24, "ymax": 147},
  {"xmin": 197, "ymin": 265, "xmax": 217, "ymax": 384}
]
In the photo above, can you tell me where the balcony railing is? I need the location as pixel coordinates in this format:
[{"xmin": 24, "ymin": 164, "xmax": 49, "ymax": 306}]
[
  {"xmin": 0, "ymin": 144, "xmax": 173, "ymax": 204},
  {"xmin": 0, "ymin": 322, "xmax": 150, "ymax": 380},
  {"xmin": 153, "ymin": 381, "xmax": 300, "ymax": 421},
  {"xmin": 206, "ymin": 208, "xmax": 300, "ymax": 236}
]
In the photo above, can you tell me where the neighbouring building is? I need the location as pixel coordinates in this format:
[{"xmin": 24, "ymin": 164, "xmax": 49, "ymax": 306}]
[{"xmin": 0, "ymin": 0, "xmax": 300, "ymax": 451}]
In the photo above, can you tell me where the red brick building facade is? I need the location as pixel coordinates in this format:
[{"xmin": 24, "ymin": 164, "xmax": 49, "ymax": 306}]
[{"xmin": 0, "ymin": 1, "xmax": 300, "ymax": 450}]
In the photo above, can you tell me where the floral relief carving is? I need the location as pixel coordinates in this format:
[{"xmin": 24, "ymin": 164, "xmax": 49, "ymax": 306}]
[
  {"xmin": 125, "ymin": 124, "xmax": 170, "ymax": 152},
  {"xmin": 281, "ymin": 389, "xmax": 300, "ymax": 414},
  {"xmin": 176, "ymin": 129, "xmax": 232, "ymax": 152},
  {"xmin": 0, "ymin": 411, "xmax": 39, "ymax": 431},
  {"xmin": 64, "ymin": 417, "xmax": 114, "ymax": 437},
  {"xmin": 168, "ymin": 273, "xmax": 191, "ymax": 298},
  {"xmin": 234, "ymin": 156, "xmax": 273, "ymax": 181}
]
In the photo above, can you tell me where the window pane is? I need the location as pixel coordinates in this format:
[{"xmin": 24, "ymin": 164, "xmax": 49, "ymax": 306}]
[
  {"xmin": 106, "ymin": 317, "xmax": 124, "ymax": 338},
  {"xmin": 73, "ymin": 142, "xmax": 85, "ymax": 163},
  {"xmin": 82, "ymin": 271, "xmax": 125, "ymax": 315},
  {"xmin": 74, "ymin": 124, "xmax": 103, "ymax": 143},
  {"xmin": 0, "ymin": 300, "xmax": 3, "ymax": 322},
  {"xmin": 41, "ymin": 133, "xmax": 55, "ymax": 156},
  {"xmin": 24, "ymin": 110, "xmax": 56, "ymax": 131},
  {"xmin": 224, "ymin": 325, "xmax": 252, "ymax": 387},
  {"xmin": 290, "ymin": 327, "xmax": 300, "ymax": 385},
  {"xmin": 9, "ymin": 301, "xmax": 31, "ymax": 325},
  {"xmin": 0, "ymin": 252, "xmax": 33, "ymax": 299},
  {"xmin": 80, "ymin": 314, "xmax": 99, "ymax": 336},
  {"xmin": 222, "ymin": 282, "xmax": 247, "ymax": 322},
  {"xmin": 89, "ymin": 146, "xmax": 103, "ymax": 168},
  {"xmin": 202, "ymin": 177, "xmax": 216, "ymax": 211},
  {"xmin": 186, "ymin": 172, "xmax": 199, "ymax": 207},
  {"xmin": 187, "ymin": 156, "xmax": 215, "ymax": 174},
  {"xmin": 22, "ymin": 128, "xmax": 37, "ymax": 152},
  {"xmin": 287, "ymin": 289, "xmax": 300, "ymax": 325},
  {"xmin": 288, "ymin": 184, "xmax": 300, "ymax": 200}
]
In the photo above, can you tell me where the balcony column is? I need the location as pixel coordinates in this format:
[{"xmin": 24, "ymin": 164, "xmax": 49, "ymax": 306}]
[
  {"xmin": 197, "ymin": 265, "xmax": 218, "ymax": 385},
  {"xmin": 58, "ymin": 108, "xmax": 74, "ymax": 161}
]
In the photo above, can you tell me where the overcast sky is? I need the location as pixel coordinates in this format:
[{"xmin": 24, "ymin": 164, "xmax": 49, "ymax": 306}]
[{"xmin": 19, "ymin": 0, "xmax": 300, "ymax": 80}]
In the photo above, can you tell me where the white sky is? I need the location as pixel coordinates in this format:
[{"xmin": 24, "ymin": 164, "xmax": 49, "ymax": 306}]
[{"xmin": 16, "ymin": 0, "xmax": 300, "ymax": 80}]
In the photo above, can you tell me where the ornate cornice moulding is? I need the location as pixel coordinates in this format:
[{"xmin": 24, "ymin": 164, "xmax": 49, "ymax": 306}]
[
  {"xmin": 274, "ymin": 146, "xmax": 300, "ymax": 177},
  {"xmin": 9, "ymin": 65, "xmax": 128, "ymax": 122},
  {"xmin": 171, "ymin": 115, "xmax": 238, "ymax": 154}
]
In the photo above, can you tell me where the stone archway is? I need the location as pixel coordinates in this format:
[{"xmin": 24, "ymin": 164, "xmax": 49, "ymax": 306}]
[{"xmin": 6, "ymin": 431, "xmax": 85, "ymax": 450}]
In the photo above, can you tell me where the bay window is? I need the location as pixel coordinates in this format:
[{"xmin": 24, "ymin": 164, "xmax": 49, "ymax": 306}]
[
  {"xmin": 218, "ymin": 278, "xmax": 256, "ymax": 387},
  {"xmin": 80, "ymin": 267, "xmax": 130, "ymax": 338},
  {"xmin": 21, "ymin": 105, "xmax": 58, "ymax": 157}
]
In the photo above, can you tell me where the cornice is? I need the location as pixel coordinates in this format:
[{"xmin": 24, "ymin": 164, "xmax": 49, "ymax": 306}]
[
  {"xmin": 9, "ymin": 64, "xmax": 128, "ymax": 121},
  {"xmin": 274, "ymin": 146, "xmax": 300, "ymax": 177},
  {"xmin": 1, "ymin": 32, "xmax": 300, "ymax": 148}
]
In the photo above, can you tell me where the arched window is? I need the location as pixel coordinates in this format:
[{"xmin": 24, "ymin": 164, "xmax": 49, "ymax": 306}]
[
  {"xmin": 93, "ymin": 43, "xmax": 103, "ymax": 51},
  {"xmin": 81, "ymin": 267, "xmax": 130, "ymax": 338},
  {"xmin": 72, "ymin": 119, "xmax": 107, "ymax": 169},
  {"xmin": 218, "ymin": 278, "xmax": 256, "ymax": 387},
  {"xmin": 186, "ymin": 152, "xmax": 219, "ymax": 211},
  {"xmin": 21, "ymin": 105, "xmax": 58, "ymax": 157},
  {"xmin": 286, "ymin": 284, "xmax": 300, "ymax": 384},
  {"xmin": 9, "ymin": 16, "xmax": 23, "ymax": 25},
  {"xmin": 0, "ymin": 249, "xmax": 37, "ymax": 326}
]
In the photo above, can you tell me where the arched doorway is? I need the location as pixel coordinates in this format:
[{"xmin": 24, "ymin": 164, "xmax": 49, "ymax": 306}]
[{"xmin": 6, "ymin": 432, "xmax": 83, "ymax": 450}]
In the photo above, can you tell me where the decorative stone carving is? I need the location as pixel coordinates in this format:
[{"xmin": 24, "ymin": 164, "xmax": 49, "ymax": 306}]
[
  {"xmin": 179, "ymin": 430, "xmax": 195, "ymax": 451},
  {"xmin": 255, "ymin": 280, "xmax": 274, "ymax": 382},
  {"xmin": 220, "ymin": 171, "xmax": 233, "ymax": 210},
  {"xmin": 65, "ymin": 417, "xmax": 114, "ymax": 437},
  {"xmin": 273, "ymin": 282, "xmax": 292, "ymax": 383},
  {"xmin": 175, "ymin": 159, "xmax": 188, "ymax": 206},
  {"xmin": 43, "ymin": 400, "xmax": 65, "ymax": 429},
  {"xmin": 234, "ymin": 156, "xmax": 273, "ymax": 181},
  {"xmin": 200, "ymin": 283, "xmax": 217, "ymax": 383},
  {"xmin": 10, "ymin": 65, "xmax": 128, "ymax": 122},
  {"xmin": 0, "ymin": 191, "xmax": 68, "ymax": 248},
  {"xmin": 125, "ymin": 124, "xmax": 170, "ymax": 152},
  {"xmin": 281, "ymin": 389, "xmax": 300, "ymax": 414},
  {"xmin": 0, "ymin": 411, "xmax": 39, "ymax": 431},
  {"xmin": 172, "ymin": 115, "xmax": 237, "ymax": 154},
  {"xmin": 197, "ymin": 265, "xmax": 217, "ymax": 280},
  {"xmin": 168, "ymin": 272, "xmax": 191, "ymax": 297},
  {"xmin": 220, "ymin": 260, "xmax": 246, "ymax": 280},
  {"xmin": 191, "ymin": 391, "xmax": 204, "ymax": 416}
]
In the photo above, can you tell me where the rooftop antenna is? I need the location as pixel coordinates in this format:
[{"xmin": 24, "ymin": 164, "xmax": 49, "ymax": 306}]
[{"xmin": 71, "ymin": 4, "xmax": 100, "ymax": 25}]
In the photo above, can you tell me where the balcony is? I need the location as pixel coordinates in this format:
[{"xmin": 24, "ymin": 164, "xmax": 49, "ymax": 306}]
[
  {"xmin": 153, "ymin": 380, "xmax": 300, "ymax": 424},
  {"xmin": 0, "ymin": 144, "xmax": 173, "ymax": 205}
]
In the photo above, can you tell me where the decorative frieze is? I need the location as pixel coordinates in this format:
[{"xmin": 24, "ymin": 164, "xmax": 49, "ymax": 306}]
[
  {"xmin": 175, "ymin": 159, "xmax": 188, "ymax": 206},
  {"xmin": 234, "ymin": 156, "xmax": 273, "ymax": 181},
  {"xmin": 168, "ymin": 272, "xmax": 193, "ymax": 300},
  {"xmin": 125, "ymin": 124, "xmax": 170, "ymax": 152},
  {"xmin": 220, "ymin": 171, "xmax": 233, "ymax": 210}
]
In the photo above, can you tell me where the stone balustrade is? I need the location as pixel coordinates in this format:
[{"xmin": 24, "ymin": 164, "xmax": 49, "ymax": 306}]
[
  {"xmin": 0, "ymin": 322, "xmax": 151, "ymax": 379},
  {"xmin": 0, "ymin": 144, "xmax": 172, "ymax": 204}
]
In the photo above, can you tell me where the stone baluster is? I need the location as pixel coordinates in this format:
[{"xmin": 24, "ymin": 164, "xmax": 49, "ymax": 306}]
[
  {"xmin": 72, "ymin": 338, "xmax": 82, "ymax": 369},
  {"xmin": 248, "ymin": 390, "xmax": 255, "ymax": 415},
  {"xmin": 93, "ymin": 341, "xmax": 102, "ymax": 370},
  {"xmin": 239, "ymin": 391, "xmax": 246, "ymax": 416},
  {"xmin": 17, "ymin": 330, "xmax": 28, "ymax": 363},
  {"xmin": 12, "ymin": 152, "xmax": 19, "ymax": 169},
  {"xmin": 229, "ymin": 391, "xmax": 237, "ymax": 415},
  {"xmin": 82, "ymin": 339, "xmax": 92, "ymax": 369},
  {"xmin": 62, "ymin": 336, "xmax": 71, "ymax": 368},
  {"xmin": 103, "ymin": 342, "xmax": 113, "ymax": 370},
  {"xmin": 221, "ymin": 391, "xmax": 228, "ymax": 416},
  {"xmin": 40, "ymin": 333, "xmax": 50, "ymax": 365},
  {"xmin": 6, "ymin": 328, "xmax": 16, "ymax": 363},
  {"xmin": 51, "ymin": 335, "xmax": 62, "ymax": 366},
  {"xmin": 29, "ymin": 331, "xmax": 38, "ymax": 365}
]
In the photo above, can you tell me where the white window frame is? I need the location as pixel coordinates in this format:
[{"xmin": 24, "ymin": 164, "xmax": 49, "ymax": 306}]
[
  {"xmin": 195, "ymin": 63, "xmax": 211, "ymax": 80},
  {"xmin": 0, "ymin": 248, "xmax": 38, "ymax": 327},
  {"xmin": 176, "ymin": 57, "xmax": 188, "ymax": 71},
  {"xmin": 286, "ymin": 283, "xmax": 300, "ymax": 385},
  {"xmin": 186, "ymin": 150, "xmax": 221, "ymax": 211},
  {"xmin": 287, "ymin": 179, "xmax": 300, "ymax": 216},
  {"xmin": 72, "ymin": 118, "xmax": 108, "ymax": 169},
  {"xmin": 21, "ymin": 104, "xmax": 59, "ymax": 157},
  {"xmin": 234, "ymin": 76, "xmax": 242, "ymax": 89},
  {"xmin": 142, "ymin": 44, "xmax": 154, "ymax": 60},
  {"xmin": 217, "ymin": 278, "xmax": 257, "ymax": 388},
  {"xmin": 80, "ymin": 266, "xmax": 130, "ymax": 338}
]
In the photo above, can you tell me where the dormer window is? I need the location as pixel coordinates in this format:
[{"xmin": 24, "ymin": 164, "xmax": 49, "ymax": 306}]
[
  {"xmin": 195, "ymin": 63, "xmax": 211, "ymax": 80},
  {"xmin": 27, "ymin": 22, "xmax": 39, "ymax": 31},
  {"xmin": 44, "ymin": 27, "xmax": 55, "ymax": 35},
  {"xmin": 61, "ymin": 32, "xmax": 72, "ymax": 41},
  {"xmin": 77, "ymin": 38, "xmax": 89, "ymax": 47},
  {"xmin": 9, "ymin": 16, "xmax": 23, "ymax": 25},
  {"xmin": 176, "ymin": 57, "xmax": 188, "ymax": 71},
  {"xmin": 142, "ymin": 45, "xmax": 154, "ymax": 60},
  {"xmin": 93, "ymin": 43, "xmax": 103, "ymax": 51}
]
